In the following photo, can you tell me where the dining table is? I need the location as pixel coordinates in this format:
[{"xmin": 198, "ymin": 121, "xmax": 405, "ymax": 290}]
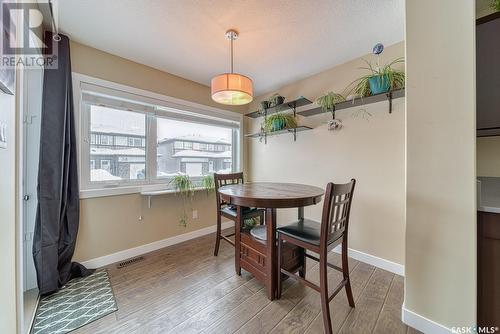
[{"xmin": 218, "ymin": 182, "xmax": 324, "ymax": 300}]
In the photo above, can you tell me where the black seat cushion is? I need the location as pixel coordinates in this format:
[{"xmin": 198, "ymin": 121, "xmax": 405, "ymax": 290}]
[
  {"xmin": 277, "ymin": 218, "xmax": 323, "ymax": 246},
  {"xmin": 220, "ymin": 205, "xmax": 261, "ymax": 218},
  {"xmin": 278, "ymin": 218, "xmax": 344, "ymax": 246}
]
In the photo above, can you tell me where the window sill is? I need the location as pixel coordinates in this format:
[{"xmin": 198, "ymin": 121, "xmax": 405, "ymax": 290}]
[{"xmin": 80, "ymin": 185, "xmax": 211, "ymax": 199}]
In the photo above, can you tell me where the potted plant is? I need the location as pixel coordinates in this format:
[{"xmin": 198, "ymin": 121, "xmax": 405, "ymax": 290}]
[
  {"xmin": 349, "ymin": 57, "xmax": 405, "ymax": 97},
  {"xmin": 263, "ymin": 112, "xmax": 297, "ymax": 133},
  {"xmin": 316, "ymin": 92, "xmax": 345, "ymax": 113},
  {"xmin": 268, "ymin": 93, "xmax": 285, "ymax": 107},
  {"xmin": 169, "ymin": 174, "xmax": 194, "ymax": 227},
  {"xmin": 201, "ymin": 174, "xmax": 215, "ymax": 194}
]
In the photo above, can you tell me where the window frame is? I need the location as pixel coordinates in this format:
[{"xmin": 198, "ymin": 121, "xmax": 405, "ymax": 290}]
[{"xmin": 73, "ymin": 73, "xmax": 243, "ymax": 199}]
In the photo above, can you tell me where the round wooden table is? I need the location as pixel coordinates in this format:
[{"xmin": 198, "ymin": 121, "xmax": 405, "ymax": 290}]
[{"xmin": 218, "ymin": 182, "xmax": 324, "ymax": 300}]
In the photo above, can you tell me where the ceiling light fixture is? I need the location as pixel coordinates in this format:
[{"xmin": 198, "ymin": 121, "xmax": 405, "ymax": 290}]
[{"xmin": 211, "ymin": 29, "xmax": 253, "ymax": 105}]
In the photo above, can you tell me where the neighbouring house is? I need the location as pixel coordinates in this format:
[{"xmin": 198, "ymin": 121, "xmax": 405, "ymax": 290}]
[{"xmin": 157, "ymin": 135, "xmax": 232, "ymax": 176}]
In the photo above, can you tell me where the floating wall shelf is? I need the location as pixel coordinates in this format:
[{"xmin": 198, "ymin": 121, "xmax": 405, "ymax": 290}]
[
  {"xmin": 298, "ymin": 89, "xmax": 405, "ymax": 117},
  {"xmin": 245, "ymin": 97, "xmax": 312, "ymax": 118},
  {"xmin": 245, "ymin": 126, "xmax": 313, "ymax": 143}
]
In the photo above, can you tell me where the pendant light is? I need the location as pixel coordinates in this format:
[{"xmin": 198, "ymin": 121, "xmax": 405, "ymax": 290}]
[{"xmin": 211, "ymin": 29, "xmax": 253, "ymax": 105}]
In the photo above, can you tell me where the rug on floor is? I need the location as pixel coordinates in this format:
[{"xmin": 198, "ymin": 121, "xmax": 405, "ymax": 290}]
[{"xmin": 31, "ymin": 270, "xmax": 118, "ymax": 334}]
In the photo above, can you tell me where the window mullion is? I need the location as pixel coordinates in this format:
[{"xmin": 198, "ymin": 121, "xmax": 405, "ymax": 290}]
[{"xmin": 147, "ymin": 114, "xmax": 157, "ymax": 183}]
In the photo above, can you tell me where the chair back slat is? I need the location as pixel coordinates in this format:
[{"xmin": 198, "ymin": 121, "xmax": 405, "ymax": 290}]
[
  {"xmin": 214, "ymin": 172, "xmax": 244, "ymax": 207},
  {"xmin": 320, "ymin": 179, "xmax": 356, "ymax": 247}
]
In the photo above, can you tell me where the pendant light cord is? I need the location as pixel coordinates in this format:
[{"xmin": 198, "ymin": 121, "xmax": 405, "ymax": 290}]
[{"xmin": 230, "ymin": 37, "xmax": 234, "ymax": 74}]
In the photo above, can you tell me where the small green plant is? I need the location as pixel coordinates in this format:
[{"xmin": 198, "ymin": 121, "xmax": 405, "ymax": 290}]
[
  {"xmin": 268, "ymin": 93, "xmax": 285, "ymax": 107},
  {"xmin": 169, "ymin": 174, "xmax": 194, "ymax": 227},
  {"xmin": 491, "ymin": 0, "xmax": 500, "ymax": 11},
  {"xmin": 349, "ymin": 57, "xmax": 405, "ymax": 97},
  {"xmin": 263, "ymin": 112, "xmax": 297, "ymax": 133},
  {"xmin": 201, "ymin": 174, "xmax": 215, "ymax": 194},
  {"xmin": 316, "ymin": 92, "xmax": 345, "ymax": 113}
]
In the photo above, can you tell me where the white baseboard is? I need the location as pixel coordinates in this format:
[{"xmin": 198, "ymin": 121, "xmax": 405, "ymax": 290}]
[
  {"xmin": 402, "ymin": 305, "xmax": 452, "ymax": 334},
  {"xmin": 332, "ymin": 245, "xmax": 404, "ymax": 276},
  {"xmin": 80, "ymin": 221, "xmax": 234, "ymax": 269}
]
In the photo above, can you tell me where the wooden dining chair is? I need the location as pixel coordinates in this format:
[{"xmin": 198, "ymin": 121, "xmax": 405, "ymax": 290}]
[
  {"xmin": 213, "ymin": 172, "xmax": 265, "ymax": 256},
  {"xmin": 276, "ymin": 179, "xmax": 356, "ymax": 334}
]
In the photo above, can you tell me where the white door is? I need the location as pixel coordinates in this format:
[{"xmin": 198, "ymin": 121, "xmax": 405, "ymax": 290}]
[
  {"xmin": 185, "ymin": 163, "xmax": 203, "ymax": 176},
  {"xmin": 23, "ymin": 65, "xmax": 43, "ymax": 291}
]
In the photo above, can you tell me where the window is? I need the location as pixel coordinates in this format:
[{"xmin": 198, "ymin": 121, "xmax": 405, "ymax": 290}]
[
  {"xmin": 100, "ymin": 159, "xmax": 111, "ymax": 172},
  {"xmin": 100, "ymin": 135, "xmax": 112, "ymax": 145},
  {"xmin": 78, "ymin": 77, "xmax": 241, "ymax": 195},
  {"xmin": 115, "ymin": 136, "xmax": 128, "ymax": 146},
  {"xmin": 157, "ymin": 117, "xmax": 235, "ymax": 178},
  {"xmin": 128, "ymin": 137, "xmax": 143, "ymax": 147},
  {"xmin": 88, "ymin": 105, "xmax": 146, "ymax": 183}
]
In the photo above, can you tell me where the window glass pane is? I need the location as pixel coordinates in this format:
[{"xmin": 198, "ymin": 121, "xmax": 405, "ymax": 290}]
[
  {"xmin": 90, "ymin": 105, "xmax": 146, "ymax": 182},
  {"xmin": 157, "ymin": 118, "xmax": 233, "ymax": 179}
]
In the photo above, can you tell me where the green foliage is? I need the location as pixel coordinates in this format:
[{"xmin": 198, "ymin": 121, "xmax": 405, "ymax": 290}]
[
  {"xmin": 491, "ymin": 0, "xmax": 500, "ymax": 11},
  {"xmin": 243, "ymin": 217, "xmax": 260, "ymax": 229},
  {"xmin": 169, "ymin": 174, "xmax": 194, "ymax": 227},
  {"xmin": 201, "ymin": 174, "xmax": 215, "ymax": 193},
  {"xmin": 349, "ymin": 57, "xmax": 405, "ymax": 97},
  {"xmin": 170, "ymin": 174, "xmax": 194, "ymax": 197},
  {"xmin": 316, "ymin": 92, "xmax": 345, "ymax": 113},
  {"xmin": 263, "ymin": 112, "xmax": 298, "ymax": 133}
]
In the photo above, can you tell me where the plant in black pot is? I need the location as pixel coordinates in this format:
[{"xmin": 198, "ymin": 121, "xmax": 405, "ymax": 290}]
[
  {"xmin": 349, "ymin": 57, "xmax": 405, "ymax": 97},
  {"xmin": 263, "ymin": 112, "xmax": 297, "ymax": 133},
  {"xmin": 268, "ymin": 93, "xmax": 285, "ymax": 107}
]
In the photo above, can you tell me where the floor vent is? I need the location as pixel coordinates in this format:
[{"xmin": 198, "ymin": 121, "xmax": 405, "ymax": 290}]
[{"xmin": 117, "ymin": 256, "xmax": 144, "ymax": 269}]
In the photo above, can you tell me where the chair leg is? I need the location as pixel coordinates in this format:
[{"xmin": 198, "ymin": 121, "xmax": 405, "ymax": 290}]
[
  {"xmin": 342, "ymin": 237, "xmax": 355, "ymax": 307},
  {"xmin": 214, "ymin": 212, "xmax": 222, "ymax": 256},
  {"xmin": 319, "ymin": 251, "xmax": 333, "ymax": 334},
  {"xmin": 277, "ymin": 235, "xmax": 283, "ymax": 299},
  {"xmin": 298, "ymin": 247, "xmax": 306, "ymax": 279}
]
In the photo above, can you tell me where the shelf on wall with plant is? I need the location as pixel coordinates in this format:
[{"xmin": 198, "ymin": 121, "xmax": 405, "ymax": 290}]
[
  {"xmin": 299, "ymin": 57, "xmax": 405, "ymax": 117},
  {"xmin": 245, "ymin": 94, "xmax": 312, "ymax": 118},
  {"xmin": 245, "ymin": 111, "xmax": 312, "ymax": 143}
]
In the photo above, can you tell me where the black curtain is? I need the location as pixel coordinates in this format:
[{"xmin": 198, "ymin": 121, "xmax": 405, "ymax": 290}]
[{"xmin": 33, "ymin": 32, "xmax": 92, "ymax": 296}]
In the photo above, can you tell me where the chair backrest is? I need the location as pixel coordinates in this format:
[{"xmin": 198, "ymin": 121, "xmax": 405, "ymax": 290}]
[
  {"xmin": 320, "ymin": 179, "xmax": 356, "ymax": 247},
  {"xmin": 214, "ymin": 172, "xmax": 244, "ymax": 208}
]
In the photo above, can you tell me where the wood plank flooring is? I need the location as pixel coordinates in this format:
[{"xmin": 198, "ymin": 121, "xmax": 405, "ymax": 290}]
[{"xmin": 73, "ymin": 230, "xmax": 421, "ymax": 334}]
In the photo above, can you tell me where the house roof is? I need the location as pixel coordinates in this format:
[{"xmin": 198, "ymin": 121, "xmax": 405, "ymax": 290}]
[
  {"xmin": 172, "ymin": 149, "xmax": 231, "ymax": 158},
  {"xmin": 158, "ymin": 135, "xmax": 230, "ymax": 145},
  {"xmin": 90, "ymin": 147, "xmax": 146, "ymax": 156}
]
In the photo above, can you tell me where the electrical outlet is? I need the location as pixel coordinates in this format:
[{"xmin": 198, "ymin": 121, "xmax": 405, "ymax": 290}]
[{"xmin": 192, "ymin": 210, "xmax": 198, "ymax": 219}]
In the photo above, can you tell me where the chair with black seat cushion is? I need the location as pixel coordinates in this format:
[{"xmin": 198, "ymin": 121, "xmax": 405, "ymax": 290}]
[
  {"xmin": 276, "ymin": 179, "xmax": 356, "ymax": 334},
  {"xmin": 213, "ymin": 172, "xmax": 265, "ymax": 256}
]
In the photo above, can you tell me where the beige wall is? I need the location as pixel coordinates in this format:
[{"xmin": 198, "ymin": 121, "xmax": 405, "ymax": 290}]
[
  {"xmin": 70, "ymin": 41, "xmax": 246, "ymax": 114},
  {"xmin": 405, "ymin": 0, "xmax": 476, "ymax": 329},
  {"xmin": 246, "ymin": 42, "xmax": 406, "ymax": 265},
  {"xmin": 477, "ymin": 137, "xmax": 500, "ymax": 177},
  {"xmin": 75, "ymin": 192, "xmax": 218, "ymax": 261},
  {"xmin": 70, "ymin": 41, "xmax": 238, "ymax": 262},
  {"xmin": 0, "ymin": 74, "xmax": 18, "ymax": 332}
]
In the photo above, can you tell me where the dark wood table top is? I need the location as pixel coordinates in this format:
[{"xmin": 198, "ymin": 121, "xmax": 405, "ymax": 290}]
[{"xmin": 218, "ymin": 182, "xmax": 324, "ymax": 208}]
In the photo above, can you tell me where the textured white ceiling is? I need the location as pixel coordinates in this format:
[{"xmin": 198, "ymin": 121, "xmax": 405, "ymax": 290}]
[{"xmin": 54, "ymin": 0, "xmax": 404, "ymax": 96}]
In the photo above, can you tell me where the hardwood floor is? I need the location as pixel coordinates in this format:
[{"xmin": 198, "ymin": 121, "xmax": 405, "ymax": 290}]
[{"xmin": 73, "ymin": 230, "xmax": 420, "ymax": 334}]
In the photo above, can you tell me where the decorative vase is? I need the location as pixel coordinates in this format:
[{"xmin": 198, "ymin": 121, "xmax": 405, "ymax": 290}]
[
  {"xmin": 368, "ymin": 74, "xmax": 390, "ymax": 94},
  {"xmin": 270, "ymin": 95, "xmax": 285, "ymax": 107},
  {"xmin": 272, "ymin": 118, "xmax": 285, "ymax": 131}
]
